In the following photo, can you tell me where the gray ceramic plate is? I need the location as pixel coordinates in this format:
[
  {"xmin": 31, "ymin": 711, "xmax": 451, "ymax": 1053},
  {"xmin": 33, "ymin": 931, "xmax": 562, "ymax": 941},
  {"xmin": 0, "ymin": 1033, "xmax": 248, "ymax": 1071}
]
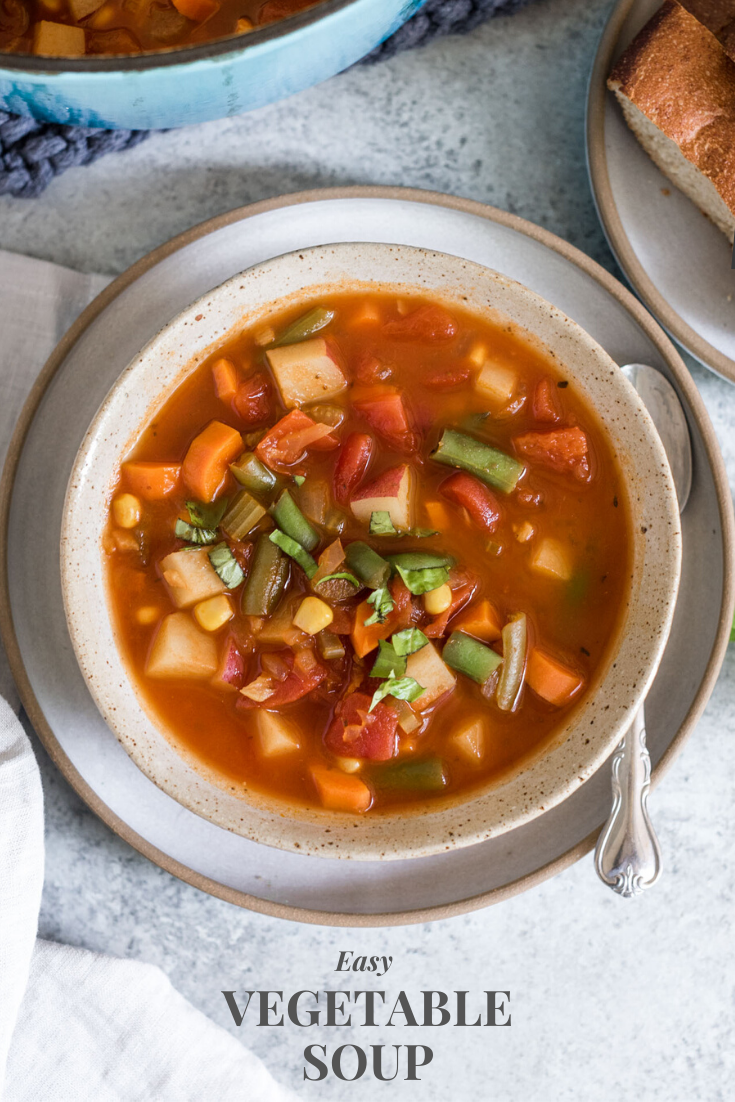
[
  {"xmin": 587, "ymin": 0, "xmax": 735, "ymax": 382},
  {"xmin": 1, "ymin": 188, "xmax": 732, "ymax": 925}
]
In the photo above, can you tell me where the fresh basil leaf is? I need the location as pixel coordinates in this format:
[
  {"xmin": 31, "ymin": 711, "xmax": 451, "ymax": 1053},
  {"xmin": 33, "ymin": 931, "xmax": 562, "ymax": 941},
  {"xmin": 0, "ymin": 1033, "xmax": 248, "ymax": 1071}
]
[
  {"xmin": 391, "ymin": 628, "xmax": 429, "ymax": 657},
  {"xmin": 394, "ymin": 564, "xmax": 450, "ymax": 596},
  {"xmin": 186, "ymin": 499, "xmax": 228, "ymax": 529},
  {"xmin": 315, "ymin": 571, "xmax": 361, "ymax": 589},
  {"xmin": 369, "ymin": 510, "xmax": 398, "ymax": 536},
  {"xmin": 208, "ymin": 542, "xmax": 245, "ymax": 589},
  {"xmin": 293, "ymin": 475, "xmax": 306, "ymax": 487},
  {"xmin": 406, "ymin": 528, "xmax": 439, "ymax": 539},
  {"xmin": 174, "ymin": 519, "xmax": 219, "ymax": 545},
  {"xmin": 369, "ymin": 676, "xmax": 425, "ymax": 713},
  {"xmin": 269, "ymin": 529, "xmax": 318, "ymax": 578},
  {"xmin": 364, "ymin": 586, "xmax": 394, "ymax": 627},
  {"xmin": 370, "ymin": 641, "xmax": 407, "ymax": 680}
]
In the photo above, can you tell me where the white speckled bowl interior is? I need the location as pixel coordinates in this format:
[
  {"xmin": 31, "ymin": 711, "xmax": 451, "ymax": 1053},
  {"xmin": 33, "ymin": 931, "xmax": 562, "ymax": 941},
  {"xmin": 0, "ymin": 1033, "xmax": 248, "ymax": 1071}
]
[{"xmin": 61, "ymin": 243, "xmax": 681, "ymax": 860}]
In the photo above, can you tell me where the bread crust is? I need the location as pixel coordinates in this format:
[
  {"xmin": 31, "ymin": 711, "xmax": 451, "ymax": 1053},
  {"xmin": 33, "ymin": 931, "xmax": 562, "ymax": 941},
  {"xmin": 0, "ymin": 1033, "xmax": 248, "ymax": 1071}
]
[{"xmin": 608, "ymin": 0, "xmax": 735, "ymax": 215}]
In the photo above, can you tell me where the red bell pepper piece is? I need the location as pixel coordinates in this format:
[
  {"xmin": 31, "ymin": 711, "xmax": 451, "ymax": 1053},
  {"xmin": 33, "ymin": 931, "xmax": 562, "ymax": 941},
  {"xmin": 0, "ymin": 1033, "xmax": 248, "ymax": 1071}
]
[
  {"xmin": 333, "ymin": 432, "xmax": 374, "ymax": 506},
  {"xmin": 324, "ymin": 691, "xmax": 399, "ymax": 761},
  {"xmin": 382, "ymin": 305, "xmax": 457, "ymax": 341},
  {"xmin": 236, "ymin": 649, "xmax": 328, "ymax": 710},
  {"xmin": 440, "ymin": 471, "xmax": 503, "ymax": 533}
]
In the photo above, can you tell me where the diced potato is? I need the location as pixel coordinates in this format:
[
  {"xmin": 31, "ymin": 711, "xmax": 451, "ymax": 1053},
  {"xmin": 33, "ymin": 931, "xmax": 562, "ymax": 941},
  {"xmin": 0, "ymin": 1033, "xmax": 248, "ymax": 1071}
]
[
  {"xmin": 475, "ymin": 360, "xmax": 518, "ymax": 405},
  {"xmin": 193, "ymin": 594, "xmax": 233, "ymax": 632},
  {"xmin": 145, "ymin": 613, "xmax": 218, "ymax": 679},
  {"xmin": 255, "ymin": 710, "xmax": 300, "ymax": 756},
  {"xmin": 351, "ymin": 464, "xmax": 414, "ymax": 531},
  {"xmin": 160, "ymin": 548, "xmax": 225, "ymax": 609},
  {"xmin": 424, "ymin": 583, "xmax": 452, "ymax": 615},
  {"xmin": 337, "ymin": 757, "xmax": 362, "ymax": 773},
  {"xmin": 405, "ymin": 641, "xmax": 456, "ymax": 709},
  {"xmin": 452, "ymin": 716, "xmax": 486, "ymax": 763},
  {"xmin": 112, "ymin": 493, "xmax": 141, "ymax": 529},
  {"xmin": 135, "ymin": 606, "xmax": 160, "ymax": 625},
  {"xmin": 467, "ymin": 341, "xmax": 487, "ymax": 368},
  {"xmin": 266, "ymin": 338, "xmax": 347, "ymax": 408},
  {"xmin": 257, "ymin": 598, "xmax": 306, "ymax": 647},
  {"xmin": 254, "ymin": 325, "xmax": 275, "ymax": 347},
  {"xmin": 293, "ymin": 597, "xmax": 333, "ymax": 635},
  {"xmin": 240, "ymin": 675, "xmax": 274, "ymax": 703},
  {"xmin": 531, "ymin": 538, "xmax": 573, "ymax": 582},
  {"xmin": 33, "ymin": 21, "xmax": 85, "ymax": 55},
  {"xmin": 68, "ymin": 0, "xmax": 103, "ymax": 18}
]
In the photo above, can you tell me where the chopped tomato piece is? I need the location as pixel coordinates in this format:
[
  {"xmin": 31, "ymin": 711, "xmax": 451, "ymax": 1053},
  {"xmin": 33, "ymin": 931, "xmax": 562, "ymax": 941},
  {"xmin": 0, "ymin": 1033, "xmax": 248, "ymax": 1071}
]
[
  {"xmin": 354, "ymin": 350, "xmax": 391, "ymax": 385},
  {"xmin": 440, "ymin": 471, "xmax": 502, "ymax": 532},
  {"xmin": 513, "ymin": 427, "xmax": 591, "ymax": 481},
  {"xmin": 333, "ymin": 432, "xmax": 374, "ymax": 506},
  {"xmin": 423, "ymin": 364, "xmax": 472, "ymax": 390},
  {"xmin": 388, "ymin": 576, "xmax": 415, "ymax": 631},
  {"xmin": 533, "ymin": 378, "xmax": 562, "ymax": 423},
  {"xmin": 353, "ymin": 389, "xmax": 418, "ymax": 454},
  {"xmin": 255, "ymin": 409, "xmax": 339, "ymax": 473},
  {"xmin": 236, "ymin": 649, "xmax": 327, "ymax": 710},
  {"xmin": 324, "ymin": 691, "xmax": 398, "ymax": 761},
  {"xmin": 350, "ymin": 578, "xmax": 415, "ymax": 658},
  {"xmin": 383, "ymin": 305, "xmax": 457, "ymax": 341},
  {"xmin": 233, "ymin": 371, "xmax": 273, "ymax": 425},
  {"xmin": 258, "ymin": 0, "xmax": 316, "ymax": 22},
  {"xmin": 172, "ymin": 0, "xmax": 218, "ymax": 21},
  {"xmin": 424, "ymin": 575, "xmax": 477, "ymax": 638}
]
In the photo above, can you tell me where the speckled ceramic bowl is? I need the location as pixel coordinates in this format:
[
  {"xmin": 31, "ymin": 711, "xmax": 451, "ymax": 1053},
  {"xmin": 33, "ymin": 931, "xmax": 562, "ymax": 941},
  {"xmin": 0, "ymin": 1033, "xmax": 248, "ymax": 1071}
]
[{"xmin": 61, "ymin": 242, "xmax": 681, "ymax": 860}]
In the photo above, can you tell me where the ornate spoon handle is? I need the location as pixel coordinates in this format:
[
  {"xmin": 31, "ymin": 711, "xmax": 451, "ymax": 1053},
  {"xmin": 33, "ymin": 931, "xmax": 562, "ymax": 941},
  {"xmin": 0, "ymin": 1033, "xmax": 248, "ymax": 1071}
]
[{"xmin": 594, "ymin": 704, "xmax": 662, "ymax": 896}]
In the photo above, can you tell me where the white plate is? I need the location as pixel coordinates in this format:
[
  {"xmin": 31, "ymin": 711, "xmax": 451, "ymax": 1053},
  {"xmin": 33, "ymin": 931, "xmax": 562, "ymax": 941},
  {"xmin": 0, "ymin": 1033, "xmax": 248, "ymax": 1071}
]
[
  {"xmin": 1, "ymin": 188, "xmax": 732, "ymax": 925},
  {"xmin": 587, "ymin": 0, "xmax": 735, "ymax": 382}
]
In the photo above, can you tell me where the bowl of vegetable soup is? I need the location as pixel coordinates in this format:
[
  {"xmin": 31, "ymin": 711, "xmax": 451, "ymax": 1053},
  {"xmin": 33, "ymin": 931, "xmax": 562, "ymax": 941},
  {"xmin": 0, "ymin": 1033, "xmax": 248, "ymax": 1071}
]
[
  {"xmin": 61, "ymin": 242, "xmax": 681, "ymax": 860},
  {"xmin": 0, "ymin": 0, "xmax": 423, "ymax": 129}
]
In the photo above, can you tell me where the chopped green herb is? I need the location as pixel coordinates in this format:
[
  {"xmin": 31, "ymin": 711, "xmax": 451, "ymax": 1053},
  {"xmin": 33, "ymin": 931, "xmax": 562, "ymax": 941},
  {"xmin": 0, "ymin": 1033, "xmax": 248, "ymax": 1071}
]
[
  {"xmin": 370, "ymin": 510, "xmax": 398, "ymax": 536},
  {"xmin": 208, "ymin": 542, "xmax": 245, "ymax": 589},
  {"xmin": 406, "ymin": 528, "xmax": 439, "ymax": 538},
  {"xmin": 185, "ymin": 498, "xmax": 228, "ymax": 529},
  {"xmin": 370, "ymin": 641, "xmax": 406, "ymax": 680},
  {"xmin": 391, "ymin": 628, "xmax": 429, "ymax": 657},
  {"xmin": 394, "ymin": 564, "xmax": 450, "ymax": 596},
  {"xmin": 268, "ymin": 529, "xmax": 318, "ymax": 579},
  {"xmin": 364, "ymin": 586, "xmax": 394, "ymax": 626},
  {"xmin": 315, "ymin": 571, "xmax": 362, "ymax": 589},
  {"xmin": 293, "ymin": 475, "xmax": 306, "ymax": 487},
  {"xmin": 174, "ymin": 519, "xmax": 219, "ymax": 545},
  {"xmin": 369, "ymin": 676, "xmax": 425, "ymax": 713},
  {"xmin": 387, "ymin": 551, "xmax": 454, "ymax": 571}
]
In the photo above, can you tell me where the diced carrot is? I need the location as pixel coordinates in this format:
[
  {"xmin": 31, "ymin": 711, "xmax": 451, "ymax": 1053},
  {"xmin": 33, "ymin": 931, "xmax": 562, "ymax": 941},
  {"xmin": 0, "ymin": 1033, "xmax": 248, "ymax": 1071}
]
[
  {"xmin": 351, "ymin": 599, "xmax": 393, "ymax": 658},
  {"xmin": 424, "ymin": 500, "xmax": 451, "ymax": 530},
  {"xmin": 452, "ymin": 599, "xmax": 503, "ymax": 642},
  {"xmin": 123, "ymin": 462, "xmax": 181, "ymax": 500},
  {"xmin": 182, "ymin": 421, "xmax": 243, "ymax": 502},
  {"xmin": 212, "ymin": 358, "xmax": 238, "ymax": 402},
  {"xmin": 311, "ymin": 765, "xmax": 372, "ymax": 813},
  {"xmin": 526, "ymin": 648, "xmax": 584, "ymax": 706},
  {"xmin": 172, "ymin": 0, "xmax": 218, "ymax": 20}
]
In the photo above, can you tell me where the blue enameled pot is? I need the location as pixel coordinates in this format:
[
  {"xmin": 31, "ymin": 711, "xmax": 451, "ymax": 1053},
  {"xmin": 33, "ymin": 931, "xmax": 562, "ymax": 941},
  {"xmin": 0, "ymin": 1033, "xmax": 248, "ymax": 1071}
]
[{"xmin": 0, "ymin": 0, "xmax": 425, "ymax": 129}]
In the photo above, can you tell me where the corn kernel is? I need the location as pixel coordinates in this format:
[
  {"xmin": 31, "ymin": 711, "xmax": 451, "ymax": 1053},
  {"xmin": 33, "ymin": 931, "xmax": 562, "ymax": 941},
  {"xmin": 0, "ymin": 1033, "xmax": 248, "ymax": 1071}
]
[
  {"xmin": 193, "ymin": 595, "xmax": 233, "ymax": 632},
  {"xmin": 337, "ymin": 757, "xmax": 362, "ymax": 773},
  {"xmin": 292, "ymin": 596, "xmax": 334, "ymax": 635},
  {"xmin": 136, "ymin": 606, "xmax": 160, "ymax": 625},
  {"xmin": 112, "ymin": 493, "xmax": 142, "ymax": 529},
  {"xmin": 423, "ymin": 583, "xmax": 452, "ymax": 616}
]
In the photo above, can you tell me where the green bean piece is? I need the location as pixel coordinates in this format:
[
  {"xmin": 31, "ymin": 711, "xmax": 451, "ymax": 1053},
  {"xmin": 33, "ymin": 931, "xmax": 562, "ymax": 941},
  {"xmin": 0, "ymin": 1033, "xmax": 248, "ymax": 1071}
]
[
  {"xmin": 230, "ymin": 452, "xmax": 277, "ymax": 498},
  {"xmin": 271, "ymin": 307, "xmax": 335, "ymax": 348},
  {"xmin": 344, "ymin": 541, "xmax": 390, "ymax": 590},
  {"xmin": 242, "ymin": 533, "xmax": 289, "ymax": 617},
  {"xmin": 432, "ymin": 429, "xmax": 525, "ymax": 493},
  {"xmin": 386, "ymin": 551, "xmax": 454, "ymax": 572},
  {"xmin": 270, "ymin": 490, "xmax": 319, "ymax": 552},
  {"xmin": 443, "ymin": 631, "xmax": 502, "ymax": 685},
  {"xmin": 496, "ymin": 613, "xmax": 527, "ymax": 712},
  {"xmin": 373, "ymin": 758, "xmax": 447, "ymax": 793}
]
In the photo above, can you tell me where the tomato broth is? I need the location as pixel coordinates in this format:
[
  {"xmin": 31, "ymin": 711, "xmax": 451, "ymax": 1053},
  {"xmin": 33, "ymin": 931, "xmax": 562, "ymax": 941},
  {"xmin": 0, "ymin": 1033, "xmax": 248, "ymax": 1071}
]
[{"xmin": 103, "ymin": 290, "xmax": 632, "ymax": 816}]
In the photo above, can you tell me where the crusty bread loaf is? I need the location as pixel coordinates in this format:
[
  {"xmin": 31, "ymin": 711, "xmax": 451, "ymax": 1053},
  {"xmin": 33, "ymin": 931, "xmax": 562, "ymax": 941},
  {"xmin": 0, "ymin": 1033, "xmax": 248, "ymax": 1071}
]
[
  {"xmin": 679, "ymin": 0, "xmax": 735, "ymax": 61},
  {"xmin": 608, "ymin": 0, "xmax": 735, "ymax": 244}
]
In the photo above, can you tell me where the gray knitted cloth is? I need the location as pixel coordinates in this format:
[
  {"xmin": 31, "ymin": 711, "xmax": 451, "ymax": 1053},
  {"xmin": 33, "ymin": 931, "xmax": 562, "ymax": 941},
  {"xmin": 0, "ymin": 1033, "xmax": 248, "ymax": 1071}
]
[{"xmin": 0, "ymin": 0, "xmax": 532, "ymax": 199}]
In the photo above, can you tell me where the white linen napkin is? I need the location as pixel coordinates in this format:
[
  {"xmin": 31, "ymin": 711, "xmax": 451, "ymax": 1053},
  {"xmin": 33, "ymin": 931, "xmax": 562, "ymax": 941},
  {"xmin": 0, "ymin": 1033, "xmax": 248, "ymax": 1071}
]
[{"xmin": 0, "ymin": 250, "xmax": 295, "ymax": 1102}]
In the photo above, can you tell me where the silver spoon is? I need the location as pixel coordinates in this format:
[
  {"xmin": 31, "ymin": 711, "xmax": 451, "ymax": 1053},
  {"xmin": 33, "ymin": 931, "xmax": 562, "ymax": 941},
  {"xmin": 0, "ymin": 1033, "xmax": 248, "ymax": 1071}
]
[{"xmin": 594, "ymin": 363, "xmax": 692, "ymax": 897}]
